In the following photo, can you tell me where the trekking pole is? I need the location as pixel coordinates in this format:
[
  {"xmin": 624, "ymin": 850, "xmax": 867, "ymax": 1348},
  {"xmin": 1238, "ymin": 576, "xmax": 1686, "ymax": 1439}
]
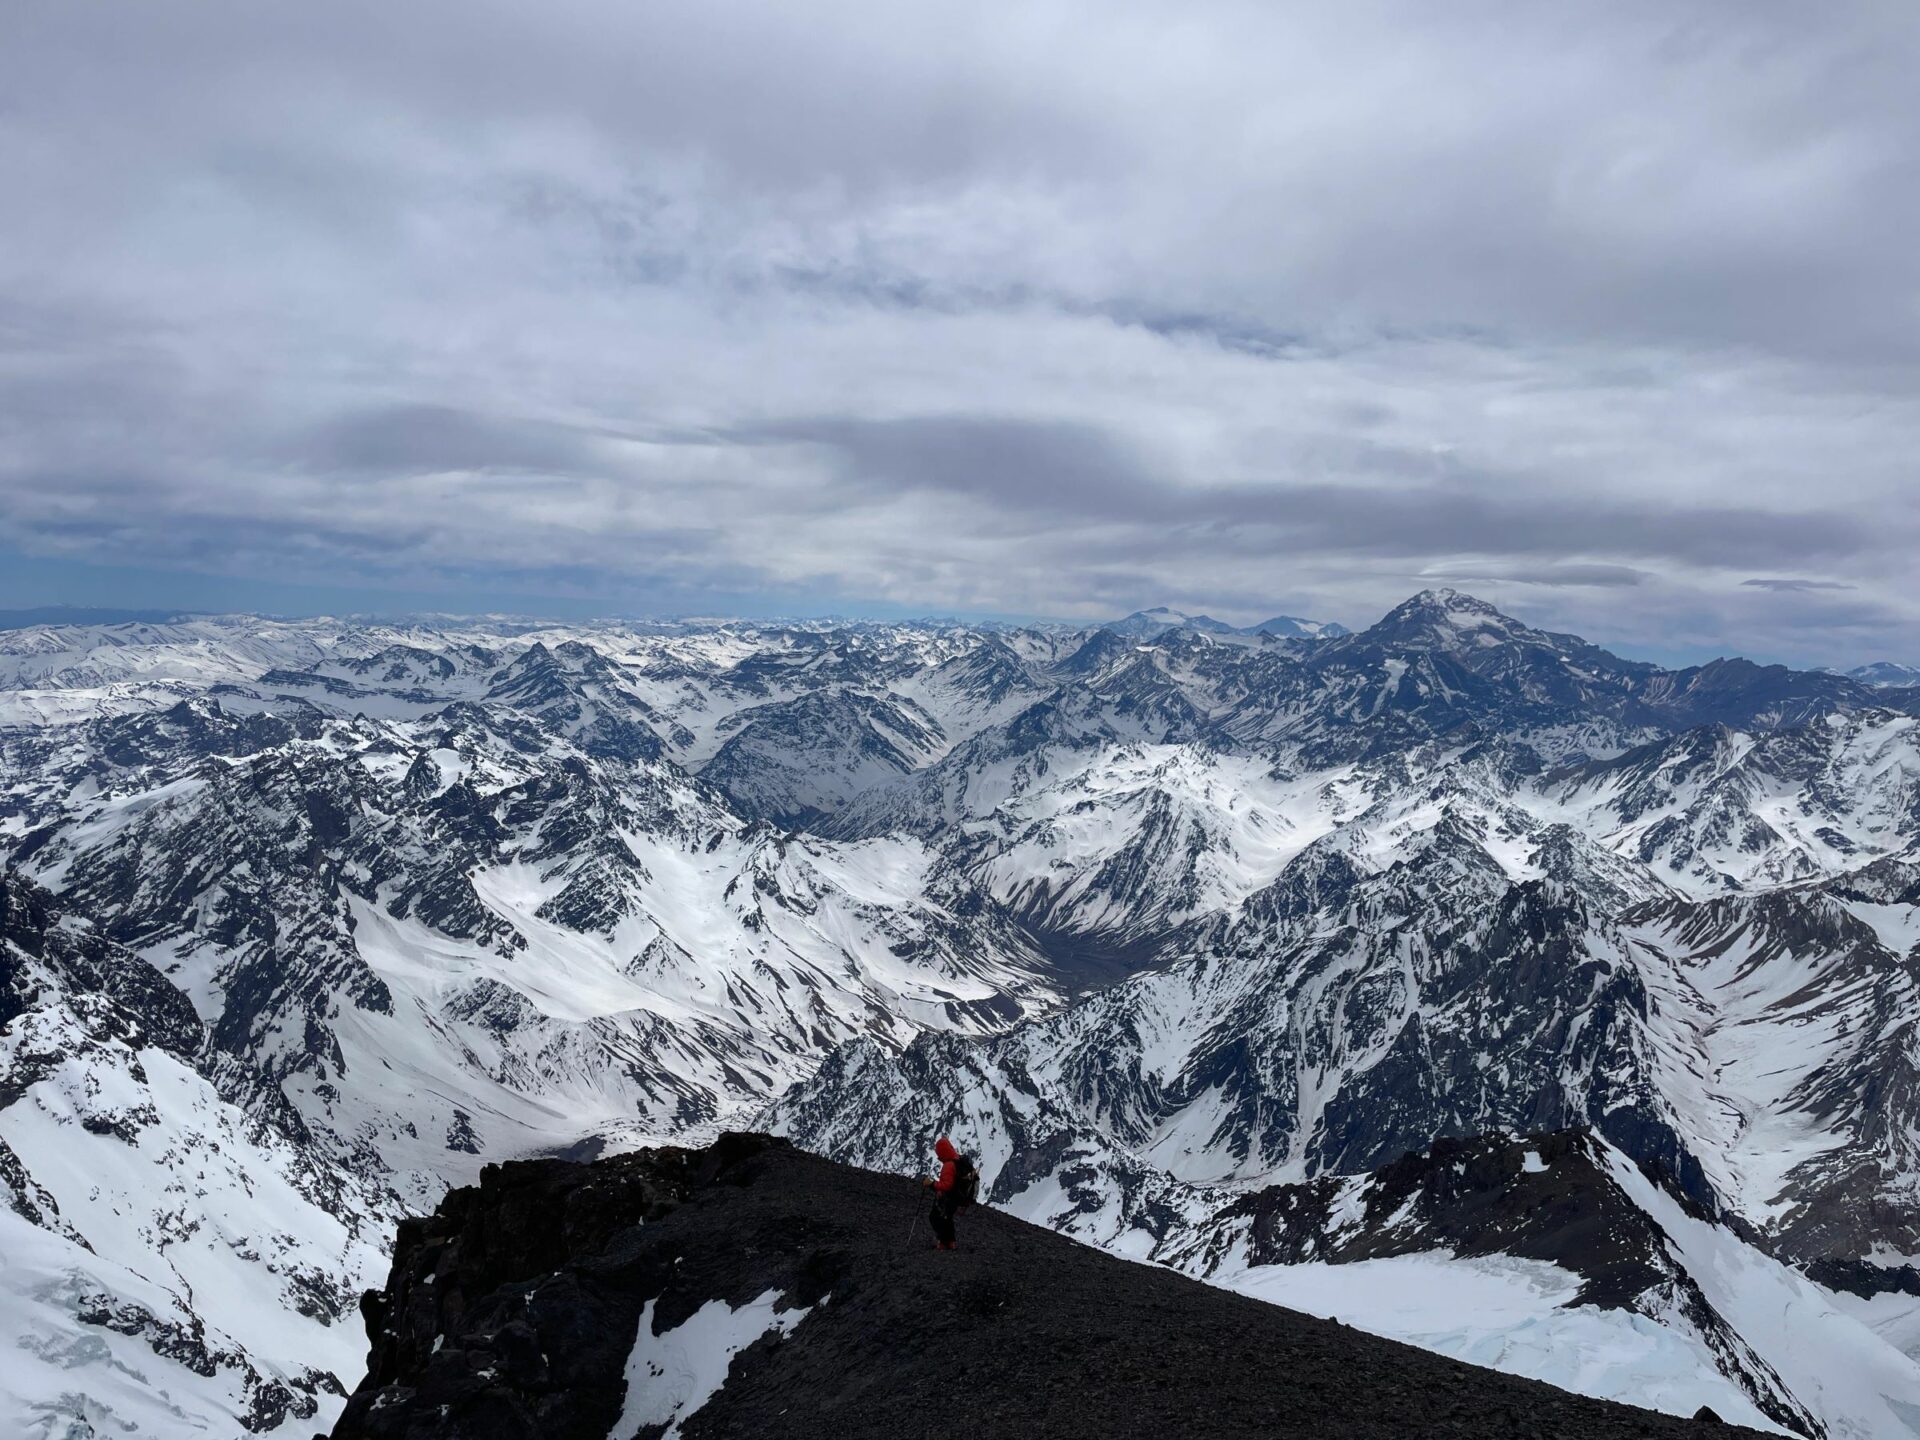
[{"xmin": 901, "ymin": 1184, "xmax": 923, "ymax": 1252}]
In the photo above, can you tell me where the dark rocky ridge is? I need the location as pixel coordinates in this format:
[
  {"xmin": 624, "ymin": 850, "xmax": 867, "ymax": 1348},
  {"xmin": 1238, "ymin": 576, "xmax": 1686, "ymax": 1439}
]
[{"xmin": 331, "ymin": 1133, "xmax": 1763, "ymax": 1440}]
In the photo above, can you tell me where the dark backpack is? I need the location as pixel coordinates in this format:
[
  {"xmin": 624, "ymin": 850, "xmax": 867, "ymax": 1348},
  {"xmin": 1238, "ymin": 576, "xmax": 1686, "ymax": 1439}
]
[{"xmin": 952, "ymin": 1153, "xmax": 980, "ymax": 1210}]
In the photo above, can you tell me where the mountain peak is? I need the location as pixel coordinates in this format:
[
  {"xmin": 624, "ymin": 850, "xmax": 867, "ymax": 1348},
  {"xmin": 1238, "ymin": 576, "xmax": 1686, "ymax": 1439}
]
[
  {"xmin": 1252, "ymin": 614, "xmax": 1352, "ymax": 639},
  {"xmin": 1354, "ymin": 589, "xmax": 1533, "ymax": 651},
  {"xmin": 1398, "ymin": 587, "xmax": 1509, "ymax": 618},
  {"xmin": 1845, "ymin": 660, "xmax": 1920, "ymax": 688},
  {"xmin": 1105, "ymin": 608, "xmax": 1347, "ymax": 640},
  {"xmin": 1105, "ymin": 607, "xmax": 1241, "ymax": 637}
]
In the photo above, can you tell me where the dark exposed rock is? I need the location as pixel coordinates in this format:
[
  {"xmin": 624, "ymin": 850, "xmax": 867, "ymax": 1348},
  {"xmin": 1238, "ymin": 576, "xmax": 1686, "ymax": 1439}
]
[
  {"xmin": 0, "ymin": 867, "xmax": 205, "ymax": 1058},
  {"xmin": 1802, "ymin": 1256, "xmax": 1920, "ymax": 1299},
  {"xmin": 332, "ymin": 1134, "xmax": 1769, "ymax": 1440}
]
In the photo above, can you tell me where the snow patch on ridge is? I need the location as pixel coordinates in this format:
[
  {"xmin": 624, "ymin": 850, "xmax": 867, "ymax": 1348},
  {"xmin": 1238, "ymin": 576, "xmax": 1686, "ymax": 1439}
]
[{"xmin": 614, "ymin": 1290, "xmax": 812, "ymax": 1440}]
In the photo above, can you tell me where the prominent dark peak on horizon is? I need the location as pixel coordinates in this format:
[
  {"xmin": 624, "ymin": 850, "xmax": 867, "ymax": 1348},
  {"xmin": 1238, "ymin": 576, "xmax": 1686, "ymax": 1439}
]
[
  {"xmin": 1343, "ymin": 589, "xmax": 1892, "ymax": 685},
  {"xmin": 1102, "ymin": 588, "xmax": 1591, "ymax": 658},
  {"xmin": 1321, "ymin": 590, "xmax": 1671, "ymax": 687},
  {"xmin": 1361, "ymin": 587, "xmax": 1554, "ymax": 642},
  {"xmin": 331, "ymin": 1133, "xmax": 1767, "ymax": 1440},
  {"xmin": 1399, "ymin": 585, "xmax": 1505, "ymax": 612}
]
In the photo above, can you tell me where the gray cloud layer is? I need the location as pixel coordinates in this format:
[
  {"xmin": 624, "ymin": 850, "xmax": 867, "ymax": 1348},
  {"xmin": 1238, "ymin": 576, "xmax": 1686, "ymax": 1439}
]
[{"xmin": 2, "ymin": 1, "xmax": 1918, "ymax": 662}]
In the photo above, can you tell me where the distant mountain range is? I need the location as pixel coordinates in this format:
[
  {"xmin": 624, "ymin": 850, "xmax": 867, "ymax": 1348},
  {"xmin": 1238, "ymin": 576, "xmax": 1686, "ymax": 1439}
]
[
  {"xmin": 1104, "ymin": 605, "xmax": 1352, "ymax": 639},
  {"xmin": 3, "ymin": 590, "xmax": 1919, "ymax": 1436},
  {"xmin": 0, "ymin": 604, "xmax": 206, "ymax": 630},
  {"xmin": 1837, "ymin": 659, "xmax": 1920, "ymax": 687}
]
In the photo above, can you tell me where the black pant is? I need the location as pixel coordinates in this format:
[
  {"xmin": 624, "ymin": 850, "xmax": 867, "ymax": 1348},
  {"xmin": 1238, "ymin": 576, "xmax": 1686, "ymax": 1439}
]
[{"xmin": 929, "ymin": 1196, "xmax": 957, "ymax": 1246}]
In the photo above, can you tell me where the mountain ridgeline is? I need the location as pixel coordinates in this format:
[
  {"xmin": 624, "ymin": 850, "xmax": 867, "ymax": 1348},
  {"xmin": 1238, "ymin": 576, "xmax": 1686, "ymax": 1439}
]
[
  {"xmin": 331, "ymin": 1132, "xmax": 1769, "ymax": 1439},
  {"xmin": 1, "ymin": 591, "xmax": 1918, "ymax": 1436}
]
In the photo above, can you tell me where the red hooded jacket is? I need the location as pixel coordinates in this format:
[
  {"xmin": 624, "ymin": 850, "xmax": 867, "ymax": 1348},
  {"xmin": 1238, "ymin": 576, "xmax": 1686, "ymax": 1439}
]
[{"xmin": 931, "ymin": 1136, "xmax": 959, "ymax": 1195}]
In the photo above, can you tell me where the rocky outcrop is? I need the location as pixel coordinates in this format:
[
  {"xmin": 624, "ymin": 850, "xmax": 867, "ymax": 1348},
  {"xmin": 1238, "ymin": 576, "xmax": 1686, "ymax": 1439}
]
[{"xmin": 332, "ymin": 1133, "xmax": 1765, "ymax": 1440}]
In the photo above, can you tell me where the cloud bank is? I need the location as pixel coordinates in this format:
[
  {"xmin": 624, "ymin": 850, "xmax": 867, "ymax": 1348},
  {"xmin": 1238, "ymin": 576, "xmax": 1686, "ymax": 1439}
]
[{"xmin": 2, "ymin": 1, "xmax": 1917, "ymax": 663}]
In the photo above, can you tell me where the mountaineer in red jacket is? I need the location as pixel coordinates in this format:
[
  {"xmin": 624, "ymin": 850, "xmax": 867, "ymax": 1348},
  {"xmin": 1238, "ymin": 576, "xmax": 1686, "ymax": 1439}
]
[{"xmin": 921, "ymin": 1136, "xmax": 975, "ymax": 1250}]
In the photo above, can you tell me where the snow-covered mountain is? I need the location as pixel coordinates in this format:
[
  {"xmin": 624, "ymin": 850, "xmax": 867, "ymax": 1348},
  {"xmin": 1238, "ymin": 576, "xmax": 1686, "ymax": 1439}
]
[
  {"xmin": 1843, "ymin": 661, "xmax": 1920, "ymax": 689},
  {"xmin": 1, "ymin": 869, "xmax": 399, "ymax": 1437},
  {"xmin": 1105, "ymin": 606, "xmax": 1351, "ymax": 640},
  {"xmin": 3, "ymin": 592, "xmax": 1919, "ymax": 1437},
  {"xmin": 4, "ymin": 699, "xmax": 1057, "ymax": 1203}
]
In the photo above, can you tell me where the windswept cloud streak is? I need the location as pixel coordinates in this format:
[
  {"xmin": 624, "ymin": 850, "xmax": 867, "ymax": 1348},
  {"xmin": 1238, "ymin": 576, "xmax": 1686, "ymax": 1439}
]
[
  {"xmin": 1, "ymin": 0, "xmax": 1917, "ymax": 663},
  {"xmin": 1743, "ymin": 578, "xmax": 1858, "ymax": 594}
]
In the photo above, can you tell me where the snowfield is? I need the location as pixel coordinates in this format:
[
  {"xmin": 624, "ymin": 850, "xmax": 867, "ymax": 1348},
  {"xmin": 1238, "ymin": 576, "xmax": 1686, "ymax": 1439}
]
[{"xmin": 1209, "ymin": 1249, "xmax": 1782, "ymax": 1433}]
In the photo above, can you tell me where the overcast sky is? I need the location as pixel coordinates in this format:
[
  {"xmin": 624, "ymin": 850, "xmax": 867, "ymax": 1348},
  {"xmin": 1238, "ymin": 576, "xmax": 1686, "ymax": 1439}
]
[{"xmin": 3, "ymin": 2, "xmax": 1917, "ymax": 664}]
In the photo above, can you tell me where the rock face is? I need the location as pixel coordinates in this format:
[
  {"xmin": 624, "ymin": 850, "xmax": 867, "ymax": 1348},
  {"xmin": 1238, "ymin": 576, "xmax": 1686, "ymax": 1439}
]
[{"xmin": 332, "ymin": 1133, "xmax": 1765, "ymax": 1440}]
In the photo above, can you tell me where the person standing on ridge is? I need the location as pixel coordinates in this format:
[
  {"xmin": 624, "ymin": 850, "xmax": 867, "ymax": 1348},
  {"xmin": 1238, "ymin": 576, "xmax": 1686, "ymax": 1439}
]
[{"xmin": 921, "ymin": 1136, "xmax": 977, "ymax": 1250}]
